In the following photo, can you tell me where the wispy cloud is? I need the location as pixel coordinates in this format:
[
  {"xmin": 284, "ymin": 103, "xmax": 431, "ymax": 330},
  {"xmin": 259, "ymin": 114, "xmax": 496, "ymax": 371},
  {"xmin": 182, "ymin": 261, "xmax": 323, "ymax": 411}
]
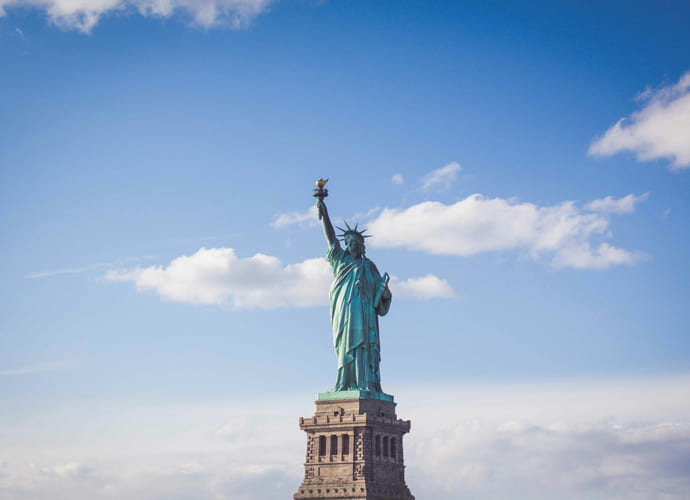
[
  {"xmin": 584, "ymin": 192, "xmax": 649, "ymax": 213},
  {"xmin": 589, "ymin": 70, "xmax": 690, "ymax": 170},
  {"xmin": 271, "ymin": 206, "xmax": 381, "ymax": 229},
  {"xmin": 28, "ymin": 267, "xmax": 95, "ymax": 279},
  {"xmin": 271, "ymin": 205, "xmax": 318, "ymax": 228},
  {"xmin": 106, "ymin": 247, "xmax": 452, "ymax": 308},
  {"xmin": 0, "ymin": 361, "xmax": 72, "ymax": 376},
  {"xmin": 366, "ymin": 193, "xmax": 647, "ymax": 269},
  {"xmin": 348, "ymin": 206, "xmax": 382, "ymax": 224},
  {"xmin": 0, "ymin": 0, "xmax": 272, "ymax": 33},
  {"xmin": 28, "ymin": 256, "xmax": 157, "ymax": 279},
  {"xmin": 420, "ymin": 162, "xmax": 461, "ymax": 191},
  {"xmin": 392, "ymin": 173, "xmax": 404, "ymax": 184}
]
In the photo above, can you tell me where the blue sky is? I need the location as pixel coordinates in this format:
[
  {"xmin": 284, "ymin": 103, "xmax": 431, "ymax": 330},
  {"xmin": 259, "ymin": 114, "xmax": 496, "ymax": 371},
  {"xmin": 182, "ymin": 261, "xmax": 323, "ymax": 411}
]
[{"xmin": 1, "ymin": 1, "xmax": 689, "ymax": 499}]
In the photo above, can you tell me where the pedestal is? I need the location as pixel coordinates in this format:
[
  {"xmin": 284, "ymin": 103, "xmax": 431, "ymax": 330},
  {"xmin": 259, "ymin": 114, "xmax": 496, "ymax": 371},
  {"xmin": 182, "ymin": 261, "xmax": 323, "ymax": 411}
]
[{"xmin": 294, "ymin": 395, "xmax": 415, "ymax": 500}]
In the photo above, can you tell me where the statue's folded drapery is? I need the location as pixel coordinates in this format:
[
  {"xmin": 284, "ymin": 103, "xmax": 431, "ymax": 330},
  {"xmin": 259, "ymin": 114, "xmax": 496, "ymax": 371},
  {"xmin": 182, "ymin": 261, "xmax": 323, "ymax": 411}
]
[{"xmin": 327, "ymin": 242, "xmax": 391, "ymax": 392}]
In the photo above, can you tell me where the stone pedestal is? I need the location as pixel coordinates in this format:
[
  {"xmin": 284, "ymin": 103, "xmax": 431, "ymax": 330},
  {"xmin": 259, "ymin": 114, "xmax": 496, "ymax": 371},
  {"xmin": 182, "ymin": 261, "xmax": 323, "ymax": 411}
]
[{"xmin": 294, "ymin": 396, "xmax": 415, "ymax": 500}]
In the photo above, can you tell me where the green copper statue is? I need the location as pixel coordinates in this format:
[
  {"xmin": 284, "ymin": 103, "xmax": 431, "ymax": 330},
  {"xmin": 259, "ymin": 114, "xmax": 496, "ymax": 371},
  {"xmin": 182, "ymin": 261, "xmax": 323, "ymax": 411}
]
[{"xmin": 314, "ymin": 179, "xmax": 392, "ymax": 396}]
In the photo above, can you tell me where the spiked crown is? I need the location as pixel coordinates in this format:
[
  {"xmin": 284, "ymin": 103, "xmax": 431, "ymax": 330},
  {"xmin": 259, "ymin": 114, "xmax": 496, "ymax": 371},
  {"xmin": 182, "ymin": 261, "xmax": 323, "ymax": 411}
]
[{"xmin": 335, "ymin": 221, "xmax": 372, "ymax": 245}]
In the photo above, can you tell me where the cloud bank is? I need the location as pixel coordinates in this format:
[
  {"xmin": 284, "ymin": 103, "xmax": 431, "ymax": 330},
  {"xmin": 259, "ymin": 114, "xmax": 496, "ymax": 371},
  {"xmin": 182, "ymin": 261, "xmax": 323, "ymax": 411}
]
[
  {"xmin": 366, "ymin": 193, "xmax": 646, "ymax": 269},
  {"xmin": 1, "ymin": 375, "xmax": 688, "ymax": 500},
  {"xmin": 106, "ymin": 247, "xmax": 454, "ymax": 308},
  {"xmin": 404, "ymin": 375, "xmax": 690, "ymax": 499},
  {"xmin": 589, "ymin": 71, "xmax": 690, "ymax": 170},
  {"xmin": 0, "ymin": 0, "xmax": 272, "ymax": 33}
]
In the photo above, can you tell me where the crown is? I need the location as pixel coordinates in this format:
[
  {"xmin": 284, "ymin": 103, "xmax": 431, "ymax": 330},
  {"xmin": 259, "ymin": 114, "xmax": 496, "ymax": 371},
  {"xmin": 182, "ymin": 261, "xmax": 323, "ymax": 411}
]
[{"xmin": 335, "ymin": 221, "xmax": 372, "ymax": 242}]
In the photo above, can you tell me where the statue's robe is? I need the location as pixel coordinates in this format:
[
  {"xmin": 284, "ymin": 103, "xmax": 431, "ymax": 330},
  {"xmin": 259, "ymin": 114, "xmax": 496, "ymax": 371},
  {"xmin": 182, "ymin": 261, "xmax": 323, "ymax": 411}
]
[{"xmin": 327, "ymin": 242, "xmax": 391, "ymax": 392}]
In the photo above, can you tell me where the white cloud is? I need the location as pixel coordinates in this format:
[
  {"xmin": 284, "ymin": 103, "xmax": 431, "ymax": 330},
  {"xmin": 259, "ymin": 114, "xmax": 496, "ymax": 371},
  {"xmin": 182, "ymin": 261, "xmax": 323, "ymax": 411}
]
[
  {"xmin": 106, "ymin": 247, "xmax": 332, "ymax": 309},
  {"xmin": 391, "ymin": 173, "xmax": 404, "ymax": 184},
  {"xmin": 585, "ymin": 192, "xmax": 649, "ymax": 213},
  {"xmin": 0, "ymin": 0, "xmax": 272, "ymax": 33},
  {"xmin": 366, "ymin": 193, "xmax": 645, "ymax": 269},
  {"xmin": 271, "ymin": 205, "xmax": 319, "ymax": 228},
  {"xmin": 391, "ymin": 274, "xmax": 455, "ymax": 300},
  {"xmin": 589, "ymin": 71, "xmax": 690, "ymax": 170},
  {"xmin": 106, "ymin": 247, "xmax": 453, "ymax": 308},
  {"xmin": 420, "ymin": 162, "xmax": 461, "ymax": 191}
]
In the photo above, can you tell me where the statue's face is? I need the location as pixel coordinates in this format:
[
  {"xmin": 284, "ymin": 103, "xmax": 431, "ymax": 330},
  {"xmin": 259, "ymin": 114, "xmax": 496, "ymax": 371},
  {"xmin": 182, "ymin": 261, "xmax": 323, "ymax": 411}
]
[{"xmin": 346, "ymin": 237, "xmax": 364, "ymax": 257}]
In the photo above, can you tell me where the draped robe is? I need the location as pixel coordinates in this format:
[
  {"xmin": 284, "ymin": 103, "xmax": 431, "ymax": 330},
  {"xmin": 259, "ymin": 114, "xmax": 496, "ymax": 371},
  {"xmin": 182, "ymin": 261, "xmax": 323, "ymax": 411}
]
[{"xmin": 326, "ymin": 242, "xmax": 391, "ymax": 392}]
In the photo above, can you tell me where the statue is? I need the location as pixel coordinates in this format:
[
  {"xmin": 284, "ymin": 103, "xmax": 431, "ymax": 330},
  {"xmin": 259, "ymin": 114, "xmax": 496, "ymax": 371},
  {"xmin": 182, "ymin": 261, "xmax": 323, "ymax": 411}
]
[{"xmin": 313, "ymin": 179, "xmax": 392, "ymax": 396}]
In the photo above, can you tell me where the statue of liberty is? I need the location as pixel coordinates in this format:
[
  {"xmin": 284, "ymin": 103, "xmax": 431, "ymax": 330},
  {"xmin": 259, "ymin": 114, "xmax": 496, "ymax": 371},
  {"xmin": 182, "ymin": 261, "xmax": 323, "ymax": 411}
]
[{"xmin": 314, "ymin": 180, "xmax": 392, "ymax": 396}]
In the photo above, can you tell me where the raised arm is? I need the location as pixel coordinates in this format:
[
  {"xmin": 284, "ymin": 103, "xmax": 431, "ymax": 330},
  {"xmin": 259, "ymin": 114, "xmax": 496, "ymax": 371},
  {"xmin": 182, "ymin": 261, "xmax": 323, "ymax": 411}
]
[{"xmin": 316, "ymin": 198, "xmax": 337, "ymax": 248}]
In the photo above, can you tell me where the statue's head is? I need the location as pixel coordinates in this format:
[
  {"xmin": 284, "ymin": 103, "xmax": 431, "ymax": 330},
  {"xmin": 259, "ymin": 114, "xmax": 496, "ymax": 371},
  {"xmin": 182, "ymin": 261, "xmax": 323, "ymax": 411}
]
[{"xmin": 337, "ymin": 222, "xmax": 370, "ymax": 258}]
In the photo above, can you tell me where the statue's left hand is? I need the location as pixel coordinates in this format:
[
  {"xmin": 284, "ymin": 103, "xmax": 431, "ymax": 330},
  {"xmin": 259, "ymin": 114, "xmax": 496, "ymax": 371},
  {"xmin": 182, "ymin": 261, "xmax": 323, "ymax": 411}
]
[{"xmin": 379, "ymin": 272, "xmax": 391, "ymax": 300}]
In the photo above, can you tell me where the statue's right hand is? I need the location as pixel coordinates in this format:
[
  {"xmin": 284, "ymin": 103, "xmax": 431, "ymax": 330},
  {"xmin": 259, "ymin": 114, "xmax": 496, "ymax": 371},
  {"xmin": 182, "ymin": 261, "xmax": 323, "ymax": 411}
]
[{"xmin": 316, "ymin": 199, "xmax": 325, "ymax": 219}]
